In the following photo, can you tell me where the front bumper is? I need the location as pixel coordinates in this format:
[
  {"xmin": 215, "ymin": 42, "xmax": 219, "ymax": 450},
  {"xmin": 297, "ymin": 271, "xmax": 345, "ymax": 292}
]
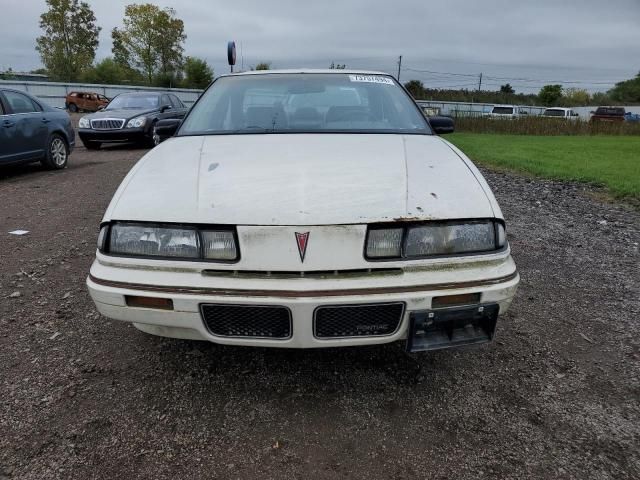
[
  {"xmin": 78, "ymin": 127, "xmax": 148, "ymax": 144},
  {"xmin": 87, "ymin": 252, "xmax": 519, "ymax": 349}
]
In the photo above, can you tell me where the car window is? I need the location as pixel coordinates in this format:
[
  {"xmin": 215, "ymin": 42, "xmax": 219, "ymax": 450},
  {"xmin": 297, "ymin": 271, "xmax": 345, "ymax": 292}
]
[
  {"xmin": 106, "ymin": 94, "xmax": 159, "ymax": 110},
  {"xmin": 543, "ymin": 109, "xmax": 565, "ymax": 117},
  {"xmin": 180, "ymin": 73, "xmax": 431, "ymax": 135},
  {"xmin": 0, "ymin": 99, "xmax": 4, "ymax": 115},
  {"xmin": 3, "ymin": 91, "xmax": 40, "ymax": 114},
  {"xmin": 492, "ymin": 106, "xmax": 514, "ymax": 115},
  {"xmin": 161, "ymin": 95, "xmax": 172, "ymax": 107},
  {"xmin": 170, "ymin": 94, "xmax": 183, "ymax": 108}
]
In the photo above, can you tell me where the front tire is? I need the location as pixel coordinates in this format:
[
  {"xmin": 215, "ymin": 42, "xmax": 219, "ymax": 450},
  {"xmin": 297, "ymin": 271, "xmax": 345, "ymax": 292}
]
[
  {"xmin": 41, "ymin": 134, "xmax": 68, "ymax": 170},
  {"xmin": 68, "ymin": 103, "xmax": 78, "ymax": 113}
]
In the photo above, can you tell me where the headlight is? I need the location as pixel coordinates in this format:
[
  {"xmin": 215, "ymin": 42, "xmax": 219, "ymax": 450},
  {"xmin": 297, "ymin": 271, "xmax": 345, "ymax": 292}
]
[
  {"xmin": 110, "ymin": 224, "xmax": 199, "ymax": 258},
  {"xmin": 366, "ymin": 220, "xmax": 506, "ymax": 259},
  {"xmin": 79, "ymin": 117, "xmax": 90, "ymax": 128},
  {"xmin": 101, "ymin": 223, "xmax": 238, "ymax": 261},
  {"xmin": 126, "ymin": 116, "xmax": 147, "ymax": 128}
]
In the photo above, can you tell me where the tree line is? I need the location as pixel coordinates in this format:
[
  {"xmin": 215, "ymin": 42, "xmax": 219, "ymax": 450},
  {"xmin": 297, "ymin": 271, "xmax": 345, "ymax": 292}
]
[
  {"xmin": 404, "ymin": 73, "xmax": 640, "ymax": 107},
  {"xmin": 31, "ymin": 0, "xmax": 216, "ymax": 89}
]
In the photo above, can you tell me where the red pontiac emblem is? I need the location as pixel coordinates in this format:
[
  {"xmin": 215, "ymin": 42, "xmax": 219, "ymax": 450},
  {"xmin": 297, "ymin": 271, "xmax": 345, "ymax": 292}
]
[{"xmin": 295, "ymin": 232, "xmax": 310, "ymax": 262}]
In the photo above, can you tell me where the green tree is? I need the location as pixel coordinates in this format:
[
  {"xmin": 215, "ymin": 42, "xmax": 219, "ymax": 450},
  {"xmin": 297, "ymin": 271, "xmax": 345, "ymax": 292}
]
[
  {"xmin": 82, "ymin": 57, "xmax": 130, "ymax": 84},
  {"xmin": 608, "ymin": 72, "xmax": 640, "ymax": 103},
  {"xmin": 500, "ymin": 83, "xmax": 515, "ymax": 94},
  {"xmin": 36, "ymin": 0, "xmax": 101, "ymax": 81},
  {"xmin": 183, "ymin": 57, "xmax": 213, "ymax": 89},
  {"xmin": 112, "ymin": 4, "xmax": 186, "ymax": 85},
  {"xmin": 562, "ymin": 88, "xmax": 591, "ymax": 107},
  {"xmin": 591, "ymin": 91, "xmax": 614, "ymax": 106},
  {"xmin": 538, "ymin": 84, "xmax": 563, "ymax": 106},
  {"xmin": 404, "ymin": 80, "xmax": 425, "ymax": 99},
  {"xmin": 253, "ymin": 62, "xmax": 271, "ymax": 71},
  {"xmin": 0, "ymin": 68, "xmax": 16, "ymax": 80}
]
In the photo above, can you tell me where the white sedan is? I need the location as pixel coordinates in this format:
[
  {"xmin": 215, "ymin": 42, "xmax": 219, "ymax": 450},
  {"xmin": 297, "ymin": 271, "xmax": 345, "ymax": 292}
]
[{"xmin": 87, "ymin": 70, "xmax": 519, "ymax": 352}]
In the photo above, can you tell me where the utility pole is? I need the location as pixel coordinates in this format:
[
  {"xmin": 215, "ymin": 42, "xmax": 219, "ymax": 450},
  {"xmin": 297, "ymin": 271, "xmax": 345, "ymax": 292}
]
[
  {"xmin": 397, "ymin": 55, "xmax": 402, "ymax": 82},
  {"xmin": 478, "ymin": 72, "xmax": 483, "ymax": 91}
]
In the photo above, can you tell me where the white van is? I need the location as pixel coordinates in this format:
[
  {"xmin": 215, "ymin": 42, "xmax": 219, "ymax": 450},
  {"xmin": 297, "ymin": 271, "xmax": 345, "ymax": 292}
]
[
  {"xmin": 487, "ymin": 105, "xmax": 527, "ymax": 119},
  {"xmin": 542, "ymin": 107, "xmax": 579, "ymax": 120}
]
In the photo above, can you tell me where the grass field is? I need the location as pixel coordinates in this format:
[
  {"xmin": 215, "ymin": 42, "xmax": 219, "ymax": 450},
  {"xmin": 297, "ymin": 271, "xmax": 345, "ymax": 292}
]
[{"xmin": 448, "ymin": 134, "xmax": 640, "ymax": 200}]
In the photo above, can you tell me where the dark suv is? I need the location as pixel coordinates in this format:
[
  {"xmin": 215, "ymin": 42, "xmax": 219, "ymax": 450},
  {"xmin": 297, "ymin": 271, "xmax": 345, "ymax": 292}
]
[{"xmin": 590, "ymin": 107, "xmax": 625, "ymax": 123}]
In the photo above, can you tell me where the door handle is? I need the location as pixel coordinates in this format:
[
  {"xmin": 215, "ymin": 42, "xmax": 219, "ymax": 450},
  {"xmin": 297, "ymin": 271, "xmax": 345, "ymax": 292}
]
[
  {"xmin": 42, "ymin": 118, "xmax": 51, "ymax": 123},
  {"xmin": 2, "ymin": 121, "xmax": 15, "ymax": 128}
]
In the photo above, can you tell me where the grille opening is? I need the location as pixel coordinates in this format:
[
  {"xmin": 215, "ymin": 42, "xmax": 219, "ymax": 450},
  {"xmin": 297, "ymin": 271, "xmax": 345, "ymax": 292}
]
[
  {"xmin": 200, "ymin": 304, "xmax": 291, "ymax": 339},
  {"xmin": 314, "ymin": 302, "xmax": 405, "ymax": 338},
  {"xmin": 201, "ymin": 268, "xmax": 403, "ymax": 279},
  {"xmin": 90, "ymin": 119, "xmax": 125, "ymax": 130}
]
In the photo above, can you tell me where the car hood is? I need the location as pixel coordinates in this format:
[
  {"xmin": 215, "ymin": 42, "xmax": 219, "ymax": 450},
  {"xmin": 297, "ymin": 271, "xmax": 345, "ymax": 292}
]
[
  {"xmin": 87, "ymin": 108, "xmax": 157, "ymax": 120},
  {"xmin": 105, "ymin": 134, "xmax": 499, "ymax": 225}
]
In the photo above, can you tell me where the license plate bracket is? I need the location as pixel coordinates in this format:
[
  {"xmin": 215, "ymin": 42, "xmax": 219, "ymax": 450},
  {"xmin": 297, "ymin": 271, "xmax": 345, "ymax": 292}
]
[{"xmin": 406, "ymin": 303, "xmax": 499, "ymax": 352}]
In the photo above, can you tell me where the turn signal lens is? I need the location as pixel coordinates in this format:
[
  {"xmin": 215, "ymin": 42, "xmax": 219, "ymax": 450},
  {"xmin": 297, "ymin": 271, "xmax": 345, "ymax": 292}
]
[
  {"xmin": 202, "ymin": 231, "xmax": 237, "ymax": 260},
  {"xmin": 366, "ymin": 228, "xmax": 403, "ymax": 258},
  {"xmin": 432, "ymin": 293, "xmax": 481, "ymax": 308},
  {"xmin": 125, "ymin": 295, "xmax": 174, "ymax": 310}
]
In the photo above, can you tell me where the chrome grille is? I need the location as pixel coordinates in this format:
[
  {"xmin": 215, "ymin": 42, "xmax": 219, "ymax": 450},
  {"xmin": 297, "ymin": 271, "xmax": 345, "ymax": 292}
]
[
  {"xmin": 90, "ymin": 118, "xmax": 125, "ymax": 130},
  {"xmin": 314, "ymin": 302, "xmax": 405, "ymax": 338}
]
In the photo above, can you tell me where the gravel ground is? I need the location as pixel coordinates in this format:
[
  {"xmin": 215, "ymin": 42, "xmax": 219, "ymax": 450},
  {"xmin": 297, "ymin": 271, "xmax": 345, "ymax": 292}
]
[{"xmin": 0, "ymin": 136, "xmax": 638, "ymax": 480}]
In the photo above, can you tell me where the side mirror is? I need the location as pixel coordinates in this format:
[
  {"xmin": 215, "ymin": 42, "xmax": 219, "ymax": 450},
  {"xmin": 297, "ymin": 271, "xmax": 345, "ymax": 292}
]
[
  {"xmin": 154, "ymin": 119, "xmax": 181, "ymax": 140},
  {"xmin": 160, "ymin": 104, "xmax": 172, "ymax": 113},
  {"xmin": 429, "ymin": 116, "xmax": 455, "ymax": 135}
]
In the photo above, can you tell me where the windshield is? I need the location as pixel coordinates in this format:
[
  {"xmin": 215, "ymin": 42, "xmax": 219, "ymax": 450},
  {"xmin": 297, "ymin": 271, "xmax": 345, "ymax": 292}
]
[
  {"xmin": 178, "ymin": 73, "xmax": 431, "ymax": 135},
  {"xmin": 106, "ymin": 94, "xmax": 159, "ymax": 110},
  {"xmin": 595, "ymin": 107, "xmax": 625, "ymax": 116},
  {"xmin": 492, "ymin": 107, "xmax": 514, "ymax": 115},
  {"xmin": 543, "ymin": 109, "xmax": 565, "ymax": 117}
]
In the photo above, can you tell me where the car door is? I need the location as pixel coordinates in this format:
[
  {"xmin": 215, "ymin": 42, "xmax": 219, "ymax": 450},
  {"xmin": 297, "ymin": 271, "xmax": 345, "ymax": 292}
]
[
  {"xmin": 0, "ymin": 90, "xmax": 48, "ymax": 163},
  {"xmin": 0, "ymin": 93, "xmax": 18, "ymax": 164}
]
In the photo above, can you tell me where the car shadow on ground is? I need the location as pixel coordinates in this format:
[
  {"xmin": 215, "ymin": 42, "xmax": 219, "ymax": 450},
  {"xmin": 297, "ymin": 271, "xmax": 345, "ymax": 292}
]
[
  {"xmin": 0, "ymin": 163, "xmax": 48, "ymax": 181},
  {"xmin": 146, "ymin": 333, "xmax": 458, "ymax": 390}
]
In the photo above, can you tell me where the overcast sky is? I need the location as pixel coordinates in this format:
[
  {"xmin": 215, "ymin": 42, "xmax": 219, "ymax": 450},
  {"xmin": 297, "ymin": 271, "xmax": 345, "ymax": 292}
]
[{"xmin": 1, "ymin": 0, "xmax": 638, "ymax": 92}]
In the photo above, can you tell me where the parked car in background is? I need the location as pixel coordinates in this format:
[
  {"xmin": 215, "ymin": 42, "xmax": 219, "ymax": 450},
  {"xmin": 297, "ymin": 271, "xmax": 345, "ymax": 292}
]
[
  {"xmin": 486, "ymin": 105, "xmax": 527, "ymax": 119},
  {"xmin": 419, "ymin": 105, "xmax": 441, "ymax": 117},
  {"xmin": 65, "ymin": 91, "xmax": 110, "ymax": 113},
  {"xmin": 87, "ymin": 70, "xmax": 518, "ymax": 353},
  {"xmin": 77, "ymin": 92, "xmax": 188, "ymax": 149},
  {"xmin": 624, "ymin": 112, "xmax": 640, "ymax": 123},
  {"xmin": 590, "ymin": 106, "xmax": 625, "ymax": 123},
  {"xmin": 541, "ymin": 107, "xmax": 579, "ymax": 120},
  {"xmin": 0, "ymin": 88, "xmax": 75, "ymax": 169}
]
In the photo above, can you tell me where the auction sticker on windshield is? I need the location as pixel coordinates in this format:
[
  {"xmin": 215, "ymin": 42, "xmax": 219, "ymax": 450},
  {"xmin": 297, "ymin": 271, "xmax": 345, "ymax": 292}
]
[{"xmin": 348, "ymin": 75, "xmax": 394, "ymax": 84}]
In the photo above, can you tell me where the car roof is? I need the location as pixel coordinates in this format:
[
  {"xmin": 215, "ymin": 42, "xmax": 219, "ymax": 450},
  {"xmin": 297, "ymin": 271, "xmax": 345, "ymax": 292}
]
[
  {"xmin": 1, "ymin": 87, "xmax": 35, "ymax": 95},
  {"xmin": 221, "ymin": 69, "xmax": 391, "ymax": 78},
  {"xmin": 115, "ymin": 91, "xmax": 163, "ymax": 96}
]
